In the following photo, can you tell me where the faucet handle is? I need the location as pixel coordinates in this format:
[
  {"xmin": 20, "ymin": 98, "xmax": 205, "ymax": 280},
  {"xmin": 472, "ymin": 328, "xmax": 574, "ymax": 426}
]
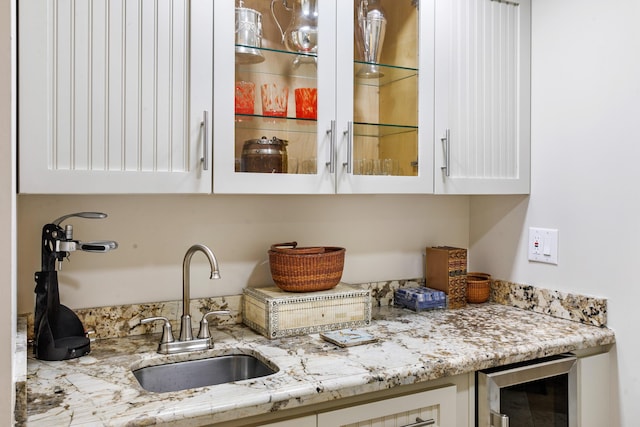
[
  {"xmin": 141, "ymin": 316, "xmax": 175, "ymax": 344},
  {"xmin": 197, "ymin": 311, "xmax": 231, "ymax": 339}
]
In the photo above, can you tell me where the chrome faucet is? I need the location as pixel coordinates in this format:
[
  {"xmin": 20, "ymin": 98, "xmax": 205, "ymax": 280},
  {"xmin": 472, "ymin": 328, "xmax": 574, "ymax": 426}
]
[
  {"xmin": 141, "ymin": 244, "xmax": 229, "ymax": 354},
  {"xmin": 180, "ymin": 244, "xmax": 221, "ymax": 341}
]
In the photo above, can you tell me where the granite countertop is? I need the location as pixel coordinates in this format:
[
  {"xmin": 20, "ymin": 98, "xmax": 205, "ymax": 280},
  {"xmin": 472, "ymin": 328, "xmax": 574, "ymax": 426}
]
[{"xmin": 25, "ymin": 302, "xmax": 615, "ymax": 426}]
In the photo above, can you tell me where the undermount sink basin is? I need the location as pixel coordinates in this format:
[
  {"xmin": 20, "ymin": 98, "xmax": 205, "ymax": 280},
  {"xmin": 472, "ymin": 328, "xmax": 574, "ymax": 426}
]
[{"xmin": 132, "ymin": 354, "xmax": 278, "ymax": 393}]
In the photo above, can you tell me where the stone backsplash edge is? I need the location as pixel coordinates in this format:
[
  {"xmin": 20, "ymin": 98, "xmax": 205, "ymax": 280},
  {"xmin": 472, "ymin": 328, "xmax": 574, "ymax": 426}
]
[
  {"xmin": 21, "ymin": 278, "xmax": 607, "ymax": 341},
  {"xmin": 491, "ymin": 279, "xmax": 607, "ymax": 327}
]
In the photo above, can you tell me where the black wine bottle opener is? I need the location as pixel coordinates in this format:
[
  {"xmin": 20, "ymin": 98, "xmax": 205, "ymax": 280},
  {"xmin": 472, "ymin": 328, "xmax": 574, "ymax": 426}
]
[{"xmin": 33, "ymin": 212, "xmax": 118, "ymax": 361}]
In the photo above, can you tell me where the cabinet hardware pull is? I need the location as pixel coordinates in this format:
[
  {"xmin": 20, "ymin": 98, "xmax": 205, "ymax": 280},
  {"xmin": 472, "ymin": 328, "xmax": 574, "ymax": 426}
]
[
  {"xmin": 326, "ymin": 120, "xmax": 336, "ymax": 173},
  {"xmin": 343, "ymin": 121, "xmax": 353, "ymax": 173},
  {"xmin": 201, "ymin": 111, "xmax": 209, "ymax": 171},
  {"xmin": 400, "ymin": 417, "xmax": 435, "ymax": 427},
  {"xmin": 441, "ymin": 128, "xmax": 450, "ymax": 177}
]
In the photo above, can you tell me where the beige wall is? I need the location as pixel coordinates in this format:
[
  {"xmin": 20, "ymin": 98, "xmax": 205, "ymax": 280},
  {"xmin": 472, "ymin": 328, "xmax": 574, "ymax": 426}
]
[
  {"xmin": 469, "ymin": 0, "xmax": 640, "ymax": 425},
  {"xmin": 1, "ymin": 0, "xmax": 16, "ymax": 423},
  {"xmin": 17, "ymin": 194, "xmax": 469, "ymax": 313}
]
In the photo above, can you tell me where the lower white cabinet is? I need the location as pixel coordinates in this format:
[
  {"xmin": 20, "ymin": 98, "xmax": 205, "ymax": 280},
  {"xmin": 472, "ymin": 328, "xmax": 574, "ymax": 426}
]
[
  {"xmin": 259, "ymin": 385, "xmax": 456, "ymax": 427},
  {"xmin": 234, "ymin": 351, "xmax": 612, "ymax": 427},
  {"xmin": 259, "ymin": 415, "xmax": 316, "ymax": 427},
  {"xmin": 318, "ymin": 385, "xmax": 457, "ymax": 427},
  {"xmin": 577, "ymin": 351, "xmax": 611, "ymax": 427}
]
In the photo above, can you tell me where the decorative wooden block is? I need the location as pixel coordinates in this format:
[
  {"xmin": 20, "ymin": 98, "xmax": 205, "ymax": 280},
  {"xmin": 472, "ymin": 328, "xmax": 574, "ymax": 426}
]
[{"xmin": 426, "ymin": 246, "xmax": 468, "ymax": 309}]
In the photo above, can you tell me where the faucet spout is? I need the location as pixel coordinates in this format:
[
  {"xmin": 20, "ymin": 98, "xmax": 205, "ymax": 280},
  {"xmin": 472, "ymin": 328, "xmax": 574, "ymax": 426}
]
[{"xmin": 180, "ymin": 244, "xmax": 221, "ymax": 341}]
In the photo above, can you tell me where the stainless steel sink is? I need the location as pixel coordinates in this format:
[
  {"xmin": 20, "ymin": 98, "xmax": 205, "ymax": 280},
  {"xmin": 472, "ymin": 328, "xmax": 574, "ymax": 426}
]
[{"xmin": 132, "ymin": 354, "xmax": 278, "ymax": 393}]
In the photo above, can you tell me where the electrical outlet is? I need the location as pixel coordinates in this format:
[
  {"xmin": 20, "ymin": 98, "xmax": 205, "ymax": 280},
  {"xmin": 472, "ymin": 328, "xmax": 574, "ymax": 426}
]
[{"xmin": 528, "ymin": 227, "xmax": 558, "ymax": 264}]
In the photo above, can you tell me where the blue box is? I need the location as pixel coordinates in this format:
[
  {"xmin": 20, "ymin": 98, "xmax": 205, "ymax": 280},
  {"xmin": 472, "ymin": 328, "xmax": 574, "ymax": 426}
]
[{"xmin": 394, "ymin": 287, "xmax": 448, "ymax": 311}]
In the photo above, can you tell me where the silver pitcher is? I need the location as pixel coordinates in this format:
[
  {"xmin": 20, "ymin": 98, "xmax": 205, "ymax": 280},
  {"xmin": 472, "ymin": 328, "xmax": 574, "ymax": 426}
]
[
  {"xmin": 356, "ymin": 0, "xmax": 387, "ymax": 78},
  {"xmin": 271, "ymin": 0, "xmax": 318, "ymax": 54},
  {"xmin": 236, "ymin": 1, "xmax": 265, "ymax": 64}
]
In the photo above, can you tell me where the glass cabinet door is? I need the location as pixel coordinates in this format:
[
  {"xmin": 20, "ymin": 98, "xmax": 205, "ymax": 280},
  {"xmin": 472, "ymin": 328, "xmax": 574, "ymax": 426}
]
[
  {"xmin": 336, "ymin": 0, "xmax": 434, "ymax": 194},
  {"xmin": 213, "ymin": 0, "xmax": 433, "ymax": 194},
  {"xmin": 213, "ymin": 0, "xmax": 336, "ymax": 194}
]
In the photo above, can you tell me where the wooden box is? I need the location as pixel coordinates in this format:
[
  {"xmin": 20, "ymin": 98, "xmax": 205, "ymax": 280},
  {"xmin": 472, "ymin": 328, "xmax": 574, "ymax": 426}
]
[
  {"xmin": 426, "ymin": 246, "xmax": 468, "ymax": 308},
  {"xmin": 243, "ymin": 284, "xmax": 371, "ymax": 339}
]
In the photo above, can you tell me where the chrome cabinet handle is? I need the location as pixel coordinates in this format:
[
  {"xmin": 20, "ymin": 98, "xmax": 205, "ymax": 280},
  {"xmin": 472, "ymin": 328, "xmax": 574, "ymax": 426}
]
[
  {"xmin": 441, "ymin": 128, "xmax": 450, "ymax": 177},
  {"xmin": 400, "ymin": 417, "xmax": 435, "ymax": 427},
  {"xmin": 326, "ymin": 120, "xmax": 336, "ymax": 173},
  {"xmin": 201, "ymin": 111, "xmax": 209, "ymax": 171},
  {"xmin": 342, "ymin": 121, "xmax": 353, "ymax": 173}
]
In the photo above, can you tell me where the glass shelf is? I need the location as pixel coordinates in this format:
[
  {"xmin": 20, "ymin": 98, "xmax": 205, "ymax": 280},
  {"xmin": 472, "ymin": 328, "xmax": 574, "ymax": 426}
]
[
  {"xmin": 236, "ymin": 45, "xmax": 318, "ymax": 81},
  {"xmin": 235, "ymin": 45, "xmax": 418, "ymax": 87},
  {"xmin": 235, "ymin": 114, "xmax": 318, "ymax": 135},
  {"xmin": 354, "ymin": 61, "xmax": 418, "ymax": 87},
  {"xmin": 235, "ymin": 117, "xmax": 415, "ymax": 138},
  {"xmin": 354, "ymin": 122, "xmax": 418, "ymax": 138}
]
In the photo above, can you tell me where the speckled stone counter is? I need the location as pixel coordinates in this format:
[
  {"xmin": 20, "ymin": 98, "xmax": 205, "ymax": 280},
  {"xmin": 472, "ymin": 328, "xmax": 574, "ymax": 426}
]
[
  {"xmin": 26, "ymin": 303, "xmax": 615, "ymax": 426},
  {"xmin": 15, "ymin": 316, "xmax": 28, "ymax": 425}
]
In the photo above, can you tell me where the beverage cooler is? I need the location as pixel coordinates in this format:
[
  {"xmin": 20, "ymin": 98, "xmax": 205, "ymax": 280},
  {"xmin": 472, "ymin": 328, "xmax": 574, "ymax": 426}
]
[{"xmin": 476, "ymin": 354, "xmax": 577, "ymax": 427}]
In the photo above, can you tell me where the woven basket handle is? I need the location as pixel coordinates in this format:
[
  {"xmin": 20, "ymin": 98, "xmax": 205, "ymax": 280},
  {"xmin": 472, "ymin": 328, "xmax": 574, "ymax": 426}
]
[{"xmin": 270, "ymin": 242, "xmax": 325, "ymax": 254}]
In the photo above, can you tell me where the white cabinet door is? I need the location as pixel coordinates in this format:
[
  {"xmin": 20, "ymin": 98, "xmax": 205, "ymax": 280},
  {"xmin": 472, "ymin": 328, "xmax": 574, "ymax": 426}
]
[
  {"xmin": 577, "ymin": 352, "xmax": 610, "ymax": 427},
  {"xmin": 18, "ymin": 0, "xmax": 212, "ymax": 194},
  {"xmin": 434, "ymin": 0, "xmax": 531, "ymax": 194},
  {"xmin": 317, "ymin": 385, "xmax": 456, "ymax": 427},
  {"xmin": 259, "ymin": 415, "xmax": 316, "ymax": 427}
]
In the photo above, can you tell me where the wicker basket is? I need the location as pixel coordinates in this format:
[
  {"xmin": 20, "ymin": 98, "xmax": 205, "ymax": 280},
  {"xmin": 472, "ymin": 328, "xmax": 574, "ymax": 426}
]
[
  {"xmin": 466, "ymin": 272, "xmax": 491, "ymax": 303},
  {"xmin": 268, "ymin": 242, "xmax": 346, "ymax": 292}
]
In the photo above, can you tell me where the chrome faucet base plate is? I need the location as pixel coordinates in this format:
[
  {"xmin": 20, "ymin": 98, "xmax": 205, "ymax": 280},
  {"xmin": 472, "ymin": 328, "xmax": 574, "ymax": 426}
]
[{"xmin": 157, "ymin": 337, "xmax": 212, "ymax": 355}]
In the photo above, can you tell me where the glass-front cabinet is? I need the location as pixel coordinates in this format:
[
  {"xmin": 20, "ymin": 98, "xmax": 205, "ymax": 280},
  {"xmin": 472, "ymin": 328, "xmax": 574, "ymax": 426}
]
[{"xmin": 213, "ymin": 0, "xmax": 433, "ymax": 194}]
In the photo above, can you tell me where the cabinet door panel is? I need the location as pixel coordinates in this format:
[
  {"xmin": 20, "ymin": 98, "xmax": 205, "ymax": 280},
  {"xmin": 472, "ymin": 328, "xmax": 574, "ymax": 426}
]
[
  {"xmin": 19, "ymin": 0, "xmax": 212, "ymax": 194},
  {"xmin": 435, "ymin": 0, "xmax": 530, "ymax": 194},
  {"xmin": 336, "ymin": 0, "xmax": 434, "ymax": 194},
  {"xmin": 317, "ymin": 385, "xmax": 456, "ymax": 427},
  {"xmin": 213, "ymin": 0, "xmax": 336, "ymax": 194},
  {"xmin": 259, "ymin": 415, "xmax": 316, "ymax": 427},
  {"xmin": 578, "ymin": 352, "xmax": 610, "ymax": 427}
]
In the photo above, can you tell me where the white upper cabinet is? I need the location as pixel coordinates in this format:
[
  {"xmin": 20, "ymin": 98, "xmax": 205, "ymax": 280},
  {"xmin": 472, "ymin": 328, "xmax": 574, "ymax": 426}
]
[
  {"xmin": 213, "ymin": 0, "xmax": 433, "ymax": 194},
  {"xmin": 18, "ymin": 0, "xmax": 213, "ymax": 194},
  {"xmin": 18, "ymin": 0, "xmax": 529, "ymax": 195},
  {"xmin": 434, "ymin": 0, "xmax": 531, "ymax": 194}
]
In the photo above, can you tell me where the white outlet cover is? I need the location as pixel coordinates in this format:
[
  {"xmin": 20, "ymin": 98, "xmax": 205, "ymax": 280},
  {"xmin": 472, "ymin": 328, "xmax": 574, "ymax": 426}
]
[{"xmin": 528, "ymin": 227, "xmax": 558, "ymax": 265}]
